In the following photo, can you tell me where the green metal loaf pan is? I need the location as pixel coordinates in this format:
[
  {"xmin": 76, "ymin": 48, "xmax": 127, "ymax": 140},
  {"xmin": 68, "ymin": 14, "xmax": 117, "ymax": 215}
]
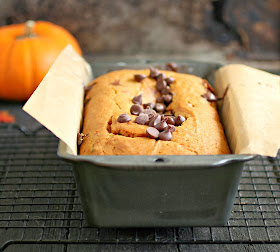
[{"xmin": 58, "ymin": 59, "xmax": 255, "ymax": 227}]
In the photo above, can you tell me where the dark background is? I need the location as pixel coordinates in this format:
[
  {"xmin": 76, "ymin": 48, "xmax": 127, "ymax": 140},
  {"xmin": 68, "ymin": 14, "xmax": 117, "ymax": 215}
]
[{"xmin": 1, "ymin": 0, "xmax": 279, "ymax": 62}]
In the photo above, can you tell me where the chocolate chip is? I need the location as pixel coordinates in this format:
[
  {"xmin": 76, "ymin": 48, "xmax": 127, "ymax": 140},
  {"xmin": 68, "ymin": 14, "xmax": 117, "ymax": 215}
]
[
  {"xmin": 201, "ymin": 91, "xmax": 216, "ymax": 102},
  {"xmin": 168, "ymin": 124, "xmax": 176, "ymax": 132},
  {"xmin": 135, "ymin": 114, "xmax": 149, "ymax": 125},
  {"xmin": 155, "ymin": 120, "xmax": 168, "ymax": 131},
  {"xmin": 130, "ymin": 104, "xmax": 144, "ymax": 115},
  {"xmin": 163, "ymin": 94, "xmax": 172, "ymax": 103},
  {"xmin": 149, "ymin": 67, "xmax": 160, "ymax": 78},
  {"xmin": 77, "ymin": 133, "xmax": 88, "ymax": 146},
  {"xmin": 156, "ymin": 79, "xmax": 167, "ymax": 92},
  {"xmin": 175, "ymin": 115, "xmax": 186, "ymax": 126},
  {"xmin": 146, "ymin": 127, "xmax": 159, "ymax": 139},
  {"xmin": 159, "ymin": 128, "xmax": 172, "ymax": 141},
  {"xmin": 166, "ymin": 62, "xmax": 178, "ymax": 72},
  {"xmin": 117, "ymin": 113, "xmax": 131, "ymax": 123},
  {"xmin": 161, "ymin": 86, "xmax": 171, "ymax": 95},
  {"xmin": 155, "ymin": 103, "xmax": 166, "ymax": 113},
  {"xmin": 156, "ymin": 73, "xmax": 166, "ymax": 81},
  {"xmin": 165, "ymin": 77, "xmax": 175, "ymax": 85},
  {"xmin": 148, "ymin": 115, "xmax": 161, "ymax": 127},
  {"xmin": 140, "ymin": 108, "xmax": 157, "ymax": 118},
  {"xmin": 143, "ymin": 102, "xmax": 155, "ymax": 110},
  {"xmin": 132, "ymin": 94, "xmax": 143, "ymax": 104},
  {"xmin": 164, "ymin": 116, "xmax": 175, "ymax": 125},
  {"xmin": 156, "ymin": 96, "xmax": 165, "ymax": 103},
  {"xmin": 148, "ymin": 114, "xmax": 156, "ymax": 120},
  {"xmin": 134, "ymin": 74, "xmax": 146, "ymax": 82}
]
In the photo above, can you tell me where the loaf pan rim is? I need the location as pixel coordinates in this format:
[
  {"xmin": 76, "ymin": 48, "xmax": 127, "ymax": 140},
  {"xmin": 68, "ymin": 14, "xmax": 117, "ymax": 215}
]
[{"xmin": 58, "ymin": 140, "xmax": 256, "ymax": 170}]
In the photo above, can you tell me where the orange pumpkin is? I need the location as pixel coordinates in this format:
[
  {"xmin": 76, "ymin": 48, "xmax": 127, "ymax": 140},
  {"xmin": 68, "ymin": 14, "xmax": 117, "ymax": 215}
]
[{"xmin": 0, "ymin": 20, "xmax": 82, "ymax": 101}]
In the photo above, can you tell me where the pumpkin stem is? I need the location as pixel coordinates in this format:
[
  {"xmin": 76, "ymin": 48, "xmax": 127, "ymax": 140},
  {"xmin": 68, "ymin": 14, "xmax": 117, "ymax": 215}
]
[
  {"xmin": 17, "ymin": 20, "xmax": 37, "ymax": 40},
  {"xmin": 25, "ymin": 20, "xmax": 35, "ymax": 37}
]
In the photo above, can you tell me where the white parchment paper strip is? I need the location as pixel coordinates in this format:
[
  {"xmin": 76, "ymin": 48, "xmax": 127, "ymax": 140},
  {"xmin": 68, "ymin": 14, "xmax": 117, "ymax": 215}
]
[{"xmin": 23, "ymin": 45, "xmax": 92, "ymax": 155}]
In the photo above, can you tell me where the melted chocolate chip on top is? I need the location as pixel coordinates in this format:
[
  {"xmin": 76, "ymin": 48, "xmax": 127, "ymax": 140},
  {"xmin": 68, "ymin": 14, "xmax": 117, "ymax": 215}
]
[
  {"xmin": 166, "ymin": 62, "xmax": 178, "ymax": 72},
  {"xmin": 135, "ymin": 114, "xmax": 149, "ymax": 125},
  {"xmin": 149, "ymin": 67, "xmax": 160, "ymax": 78},
  {"xmin": 201, "ymin": 91, "xmax": 217, "ymax": 102},
  {"xmin": 146, "ymin": 127, "xmax": 159, "ymax": 139},
  {"xmin": 155, "ymin": 103, "xmax": 166, "ymax": 113},
  {"xmin": 130, "ymin": 104, "xmax": 144, "ymax": 115},
  {"xmin": 165, "ymin": 77, "xmax": 175, "ymax": 85},
  {"xmin": 134, "ymin": 74, "xmax": 146, "ymax": 82},
  {"xmin": 148, "ymin": 115, "xmax": 161, "ymax": 127},
  {"xmin": 158, "ymin": 128, "xmax": 172, "ymax": 141},
  {"xmin": 132, "ymin": 94, "xmax": 143, "ymax": 104},
  {"xmin": 175, "ymin": 115, "xmax": 186, "ymax": 126},
  {"xmin": 155, "ymin": 120, "xmax": 168, "ymax": 131},
  {"xmin": 117, "ymin": 113, "xmax": 131, "ymax": 123}
]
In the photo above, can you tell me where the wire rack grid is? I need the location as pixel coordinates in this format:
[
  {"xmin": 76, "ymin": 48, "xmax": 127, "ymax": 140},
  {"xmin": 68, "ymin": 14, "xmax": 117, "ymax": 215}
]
[{"xmin": 0, "ymin": 124, "xmax": 280, "ymax": 251}]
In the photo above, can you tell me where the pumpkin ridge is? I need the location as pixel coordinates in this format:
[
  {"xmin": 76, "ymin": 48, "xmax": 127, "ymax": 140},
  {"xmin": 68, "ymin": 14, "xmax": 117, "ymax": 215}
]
[
  {"xmin": 12, "ymin": 40, "xmax": 31, "ymax": 100},
  {"xmin": 1, "ymin": 38, "xmax": 17, "ymax": 99},
  {"xmin": 24, "ymin": 40, "xmax": 36, "ymax": 100}
]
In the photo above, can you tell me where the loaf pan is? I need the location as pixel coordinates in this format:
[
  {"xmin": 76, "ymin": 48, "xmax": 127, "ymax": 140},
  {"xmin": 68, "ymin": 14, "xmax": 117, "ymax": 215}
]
[{"xmin": 58, "ymin": 59, "xmax": 255, "ymax": 227}]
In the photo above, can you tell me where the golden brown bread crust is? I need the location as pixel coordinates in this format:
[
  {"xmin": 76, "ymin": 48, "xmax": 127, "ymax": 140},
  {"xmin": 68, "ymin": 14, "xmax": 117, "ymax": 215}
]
[{"xmin": 80, "ymin": 69, "xmax": 230, "ymax": 155}]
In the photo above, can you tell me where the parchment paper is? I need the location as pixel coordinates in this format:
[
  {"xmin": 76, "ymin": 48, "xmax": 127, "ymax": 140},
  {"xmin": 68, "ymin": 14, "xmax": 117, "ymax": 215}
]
[
  {"xmin": 215, "ymin": 64, "xmax": 280, "ymax": 157},
  {"xmin": 23, "ymin": 45, "xmax": 93, "ymax": 155}
]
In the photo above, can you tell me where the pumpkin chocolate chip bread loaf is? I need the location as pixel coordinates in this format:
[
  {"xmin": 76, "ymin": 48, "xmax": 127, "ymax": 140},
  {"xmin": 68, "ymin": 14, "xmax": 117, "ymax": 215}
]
[{"xmin": 79, "ymin": 67, "xmax": 230, "ymax": 155}]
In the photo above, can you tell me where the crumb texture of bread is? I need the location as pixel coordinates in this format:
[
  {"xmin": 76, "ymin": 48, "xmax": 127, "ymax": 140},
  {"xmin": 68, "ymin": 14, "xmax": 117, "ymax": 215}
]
[{"xmin": 80, "ymin": 69, "xmax": 230, "ymax": 155}]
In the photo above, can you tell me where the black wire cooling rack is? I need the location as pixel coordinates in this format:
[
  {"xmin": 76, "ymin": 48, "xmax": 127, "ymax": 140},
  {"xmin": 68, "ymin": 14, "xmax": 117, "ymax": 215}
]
[{"xmin": 0, "ymin": 123, "xmax": 280, "ymax": 251}]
